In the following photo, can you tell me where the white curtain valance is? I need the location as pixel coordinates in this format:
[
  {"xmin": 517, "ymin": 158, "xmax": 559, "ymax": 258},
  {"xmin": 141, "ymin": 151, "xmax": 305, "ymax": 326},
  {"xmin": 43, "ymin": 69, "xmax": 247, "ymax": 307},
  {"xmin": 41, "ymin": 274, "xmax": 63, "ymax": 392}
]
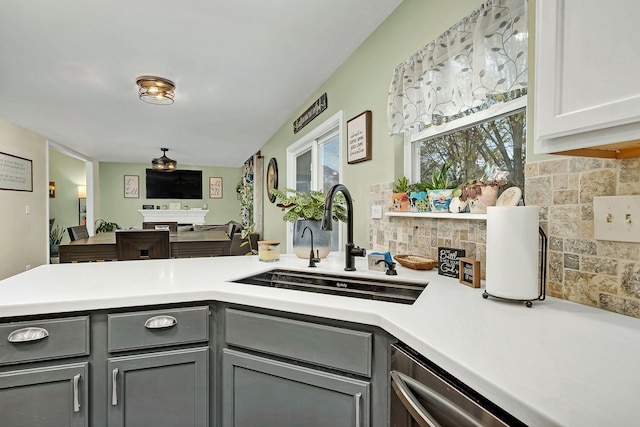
[{"xmin": 387, "ymin": 0, "xmax": 528, "ymax": 135}]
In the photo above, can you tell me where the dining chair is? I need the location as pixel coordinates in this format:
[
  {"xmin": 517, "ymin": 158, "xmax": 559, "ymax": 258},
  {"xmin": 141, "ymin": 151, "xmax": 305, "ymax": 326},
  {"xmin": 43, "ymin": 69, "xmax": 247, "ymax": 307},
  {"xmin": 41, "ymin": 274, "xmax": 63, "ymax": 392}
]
[
  {"xmin": 116, "ymin": 230, "xmax": 170, "ymax": 261},
  {"xmin": 67, "ymin": 225, "xmax": 89, "ymax": 241}
]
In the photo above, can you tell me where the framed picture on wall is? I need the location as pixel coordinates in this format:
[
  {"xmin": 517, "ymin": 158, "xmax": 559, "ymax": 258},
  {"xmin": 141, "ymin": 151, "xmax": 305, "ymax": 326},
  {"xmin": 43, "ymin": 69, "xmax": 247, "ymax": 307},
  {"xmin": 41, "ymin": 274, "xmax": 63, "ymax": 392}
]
[
  {"xmin": 209, "ymin": 177, "xmax": 223, "ymax": 199},
  {"xmin": 124, "ymin": 175, "xmax": 139, "ymax": 198},
  {"xmin": 347, "ymin": 110, "xmax": 372, "ymax": 164}
]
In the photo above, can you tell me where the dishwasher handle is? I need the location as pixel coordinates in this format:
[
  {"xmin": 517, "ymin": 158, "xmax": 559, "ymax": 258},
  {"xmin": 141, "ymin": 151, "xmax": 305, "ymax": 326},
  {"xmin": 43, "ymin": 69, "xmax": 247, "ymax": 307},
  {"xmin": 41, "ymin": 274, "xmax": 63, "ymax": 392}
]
[{"xmin": 390, "ymin": 370, "xmax": 482, "ymax": 427}]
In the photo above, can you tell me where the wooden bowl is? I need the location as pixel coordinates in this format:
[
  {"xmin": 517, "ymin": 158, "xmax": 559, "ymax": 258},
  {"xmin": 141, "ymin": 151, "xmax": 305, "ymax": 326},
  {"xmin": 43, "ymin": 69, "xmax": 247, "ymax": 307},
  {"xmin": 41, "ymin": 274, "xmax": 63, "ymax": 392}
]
[{"xmin": 393, "ymin": 254, "xmax": 437, "ymax": 270}]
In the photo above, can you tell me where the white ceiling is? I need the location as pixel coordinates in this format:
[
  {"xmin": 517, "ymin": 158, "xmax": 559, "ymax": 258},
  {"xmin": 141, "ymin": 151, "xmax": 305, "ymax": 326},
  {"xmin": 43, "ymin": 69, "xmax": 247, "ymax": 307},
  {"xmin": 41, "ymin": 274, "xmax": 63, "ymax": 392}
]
[{"xmin": 0, "ymin": 0, "xmax": 402, "ymax": 168}]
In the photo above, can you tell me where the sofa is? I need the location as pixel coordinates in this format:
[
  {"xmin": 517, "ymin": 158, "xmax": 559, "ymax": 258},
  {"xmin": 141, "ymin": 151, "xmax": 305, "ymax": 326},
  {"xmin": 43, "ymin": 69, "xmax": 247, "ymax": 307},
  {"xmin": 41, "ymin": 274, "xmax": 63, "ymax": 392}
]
[{"xmin": 193, "ymin": 221, "xmax": 260, "ymax": 256}]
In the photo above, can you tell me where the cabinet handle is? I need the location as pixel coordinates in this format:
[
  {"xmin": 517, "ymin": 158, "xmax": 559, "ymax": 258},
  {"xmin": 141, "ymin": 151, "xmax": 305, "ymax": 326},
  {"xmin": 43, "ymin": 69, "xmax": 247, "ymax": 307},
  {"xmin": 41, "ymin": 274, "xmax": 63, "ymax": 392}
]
[
  {"xmin": 144, "ymin": 315, "xmax": 177, "ymax": 329},
  {"xmin": 112, "ymin": 368, "xmax": 119, "ymax": 406},
  {"xmin": 354, "ymin": 392, "xmax": 362, "ymax": 427},
  {"xmin": 73, "ymin": 374, "xmax": 81, "ymax": 413},
  {"xmin": 7, "ymin": 327, "xmax": 49, "ymax": 343}
]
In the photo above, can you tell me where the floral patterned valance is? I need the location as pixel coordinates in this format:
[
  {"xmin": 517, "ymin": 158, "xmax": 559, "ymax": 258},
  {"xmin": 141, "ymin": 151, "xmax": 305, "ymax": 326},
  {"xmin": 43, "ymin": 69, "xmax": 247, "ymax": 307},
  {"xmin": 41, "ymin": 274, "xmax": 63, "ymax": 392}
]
[{"xmin": 387, "ymin": 0, "xmax": 528, "ymax": 135}]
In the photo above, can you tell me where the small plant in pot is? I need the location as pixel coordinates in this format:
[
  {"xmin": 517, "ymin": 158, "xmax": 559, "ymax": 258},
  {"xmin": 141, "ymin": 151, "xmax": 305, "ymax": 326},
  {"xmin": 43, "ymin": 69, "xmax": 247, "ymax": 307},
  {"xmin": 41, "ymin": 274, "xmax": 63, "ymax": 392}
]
[
  {"xmin": 424, "ymin": 162, "xmax": 457, "ymax": 212},
  {"xmin": 95, "ymin": 219, "xmax": 121, "ymax": 233},
  {"xmin": 49, "ymin": 222, "xmax": 65, "ymax": 257},
  {"xmin": 458, "ymin": 165, "xmax": 509, "ymax": 214},
  {"xmin": 407, "ymin": 182, "xmax": 429, "ymax": 212},
  {"xmin": 392, "ymin": 177, "xmax": 411, "ymax": 212},
  {"xmin": 270, "ymin": 188, "xmax": 347, "ymax": 259}
]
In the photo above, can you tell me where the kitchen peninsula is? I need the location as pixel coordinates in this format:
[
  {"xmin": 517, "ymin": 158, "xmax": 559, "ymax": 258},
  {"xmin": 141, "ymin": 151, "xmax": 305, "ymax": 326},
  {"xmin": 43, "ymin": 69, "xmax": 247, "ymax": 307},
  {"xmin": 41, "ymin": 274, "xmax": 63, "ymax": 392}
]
[{"xmin": 0, "ymin": 254, "xmax": 639, "ymax": 426}]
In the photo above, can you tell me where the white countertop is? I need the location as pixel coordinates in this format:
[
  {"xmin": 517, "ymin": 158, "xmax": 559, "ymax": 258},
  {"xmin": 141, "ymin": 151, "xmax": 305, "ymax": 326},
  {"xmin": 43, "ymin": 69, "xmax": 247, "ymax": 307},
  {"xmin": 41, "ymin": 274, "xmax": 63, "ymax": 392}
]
[{"xmin": 1, "ymin": 253, "xmax": 638, "ymax": 426}]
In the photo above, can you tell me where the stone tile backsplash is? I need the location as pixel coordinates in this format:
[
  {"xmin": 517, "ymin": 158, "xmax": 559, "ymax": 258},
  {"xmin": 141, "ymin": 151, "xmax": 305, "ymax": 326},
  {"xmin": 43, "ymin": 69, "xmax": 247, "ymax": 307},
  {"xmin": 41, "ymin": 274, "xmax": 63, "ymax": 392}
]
[{"xmin": 369, "ymin": 157, "xmax": 640, "ymax": 318}]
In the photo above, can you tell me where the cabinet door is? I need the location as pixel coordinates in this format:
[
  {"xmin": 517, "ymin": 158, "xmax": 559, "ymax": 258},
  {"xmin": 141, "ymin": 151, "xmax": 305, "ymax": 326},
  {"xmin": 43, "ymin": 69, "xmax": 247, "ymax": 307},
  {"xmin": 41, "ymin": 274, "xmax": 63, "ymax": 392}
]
[
  {"xmin": 0, "ymin": 362, "xmax": 88, "ymax": 427},
  {"xmin": 535, "ymin": 0, "xmax": 640, "ymax": 153},
  {"xmin": 222, "ymin": 348, "xmax": 370, "ymax": 427},
  {"xmin": 108, "ymin": 347, "xmax": 208, "ymax": 427}
]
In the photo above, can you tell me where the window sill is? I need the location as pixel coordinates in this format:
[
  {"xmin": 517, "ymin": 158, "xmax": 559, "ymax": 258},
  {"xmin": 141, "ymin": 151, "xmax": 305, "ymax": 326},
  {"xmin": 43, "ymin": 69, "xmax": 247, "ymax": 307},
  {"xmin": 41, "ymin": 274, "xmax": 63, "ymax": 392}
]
[{"xmin": 384, "ymin": 212, "xmax": 487, "ymax": 220}]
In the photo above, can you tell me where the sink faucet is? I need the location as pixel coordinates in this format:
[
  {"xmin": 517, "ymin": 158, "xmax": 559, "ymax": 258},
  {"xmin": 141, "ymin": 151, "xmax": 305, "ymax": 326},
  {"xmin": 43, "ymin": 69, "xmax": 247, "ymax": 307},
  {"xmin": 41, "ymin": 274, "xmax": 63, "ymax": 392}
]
[
  {"xmin": 321, "ymin": 184, "xmax": 366, "ymax": 271},
  {"xmin": 301, "ymin": 226, "xmax": 320, "ymax": 268}
]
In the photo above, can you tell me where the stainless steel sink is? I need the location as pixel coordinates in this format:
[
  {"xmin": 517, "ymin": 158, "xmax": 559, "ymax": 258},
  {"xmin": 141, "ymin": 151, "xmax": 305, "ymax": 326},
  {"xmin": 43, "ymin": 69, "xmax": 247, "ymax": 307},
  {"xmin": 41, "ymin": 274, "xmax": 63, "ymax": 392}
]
[{"xmin": 232, "ymin": 269, "xmax": 428, "ymax": 304}]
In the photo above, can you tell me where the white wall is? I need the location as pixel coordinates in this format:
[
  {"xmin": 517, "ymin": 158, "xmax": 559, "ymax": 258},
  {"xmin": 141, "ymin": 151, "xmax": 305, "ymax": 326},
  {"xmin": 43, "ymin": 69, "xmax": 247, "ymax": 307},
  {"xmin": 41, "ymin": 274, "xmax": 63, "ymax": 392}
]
[{"xmin": 0, "ymin": 119, "xmax": 48, "ymax": 279}]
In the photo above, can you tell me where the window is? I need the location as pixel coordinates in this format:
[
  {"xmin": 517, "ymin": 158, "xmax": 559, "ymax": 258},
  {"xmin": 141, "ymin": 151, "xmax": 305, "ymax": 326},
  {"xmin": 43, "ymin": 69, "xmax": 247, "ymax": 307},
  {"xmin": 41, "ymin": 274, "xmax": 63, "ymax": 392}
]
[
  {"xmin": 406, "ymin": 95, "xmax": 526, "ymax": 192},
  {"xmin": 286, "ymin": 111, "xmax": 343, "ymax": 252}
]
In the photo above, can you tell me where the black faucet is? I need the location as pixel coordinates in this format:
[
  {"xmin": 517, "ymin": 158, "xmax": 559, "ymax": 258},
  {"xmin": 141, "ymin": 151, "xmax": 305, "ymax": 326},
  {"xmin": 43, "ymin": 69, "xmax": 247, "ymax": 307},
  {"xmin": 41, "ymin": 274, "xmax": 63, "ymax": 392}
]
[
  {"xmin": 321, "ymin": 184, "xmax": 366, "ymax": 271},
  {"xmin": 301, "ymin": 226, "xmax": 320, "ymax": 268}
]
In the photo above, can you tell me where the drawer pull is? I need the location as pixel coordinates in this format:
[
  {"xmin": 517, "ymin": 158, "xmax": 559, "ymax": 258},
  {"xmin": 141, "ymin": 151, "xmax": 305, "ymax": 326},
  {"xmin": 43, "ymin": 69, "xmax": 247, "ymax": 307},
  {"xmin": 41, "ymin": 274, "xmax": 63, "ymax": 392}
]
[
  {"xmin": 144, "ymin": 315, "xmax": 177, "ymax": 329},
  {"xmin": 7, "ymin": 327, "xmax": 49, "ymax": 343},
  {"xmin": 112, "ymin": 368, "xmax": 119, "ymax": 405},
  {"xmin": 355, "ymin": 392, "xmax": 362, "ymax": 427},
  {"xmin": 73, "ymin": 374, "xmax": 81, "ymax": 412}
]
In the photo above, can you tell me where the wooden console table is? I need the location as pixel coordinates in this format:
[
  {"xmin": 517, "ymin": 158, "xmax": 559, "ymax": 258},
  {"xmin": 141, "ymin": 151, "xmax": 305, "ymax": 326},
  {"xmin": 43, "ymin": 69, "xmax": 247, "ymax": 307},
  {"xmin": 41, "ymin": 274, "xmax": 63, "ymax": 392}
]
[{"xmin": 59, "ymin": 229, "xmax": 230, "ymax": 263}]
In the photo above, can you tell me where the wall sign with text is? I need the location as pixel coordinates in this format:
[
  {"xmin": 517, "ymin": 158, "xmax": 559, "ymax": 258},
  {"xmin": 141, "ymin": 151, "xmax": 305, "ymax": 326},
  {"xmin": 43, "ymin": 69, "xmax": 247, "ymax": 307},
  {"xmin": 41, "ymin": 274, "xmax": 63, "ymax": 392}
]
[
  {"xmin": 438, "ymin": 247, "xmax": 466, "ymax": 278},
  {"xmin": 347, "ymin": 110, "xmax": 372, "ymax": 164},
  {"xmin": 209, "ymin": 177, "xmax": 223, "ymax": 199}
]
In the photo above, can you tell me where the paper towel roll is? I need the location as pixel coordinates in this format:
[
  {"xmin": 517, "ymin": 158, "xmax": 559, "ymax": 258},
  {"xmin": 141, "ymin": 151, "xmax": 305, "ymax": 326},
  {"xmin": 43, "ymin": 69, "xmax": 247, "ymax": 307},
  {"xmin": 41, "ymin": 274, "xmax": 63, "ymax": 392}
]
[{"xmin": 486, "ymin": 206, "xmax": 540, "ymax": 300}]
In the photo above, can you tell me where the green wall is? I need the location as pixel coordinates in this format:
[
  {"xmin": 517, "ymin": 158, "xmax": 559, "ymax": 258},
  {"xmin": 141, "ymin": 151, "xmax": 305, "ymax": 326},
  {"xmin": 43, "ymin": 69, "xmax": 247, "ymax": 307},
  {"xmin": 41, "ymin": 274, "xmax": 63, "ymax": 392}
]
[
  {"xmin": 49, "ymin": 149, "xmax": 86, "ymax": 243},
  {"xmin": 98, "ymin": 162, "xmax": 242, "ymax": 230},
  {"xmin": 260, "ymin": 0, "xmax": 484, "ymax": 247}
]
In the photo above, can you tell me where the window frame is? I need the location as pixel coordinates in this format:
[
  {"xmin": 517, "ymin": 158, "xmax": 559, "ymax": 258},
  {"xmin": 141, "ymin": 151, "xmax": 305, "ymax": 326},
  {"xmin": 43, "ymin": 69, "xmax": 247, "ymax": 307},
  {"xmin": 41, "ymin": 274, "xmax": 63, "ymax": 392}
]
[{"xmin": 404, "ymin": 96, "xmax": 528, "ymax": 182}]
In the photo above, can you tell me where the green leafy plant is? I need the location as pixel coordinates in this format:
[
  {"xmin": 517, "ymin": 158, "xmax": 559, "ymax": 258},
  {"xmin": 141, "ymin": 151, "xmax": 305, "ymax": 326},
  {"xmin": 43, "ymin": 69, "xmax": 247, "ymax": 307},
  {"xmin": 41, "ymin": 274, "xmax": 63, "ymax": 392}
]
[
  {"xmin": 95, "ymin": 219, "xmax": 121, "ymax": 233},
  {"xmin": 269, "ymin": 188, "xmax": 347, "ymax": 223},
  {"xmin": 49, "ymin": 224, "xmax": 65, "ymax": 245},
  {"xmin": 423, "ymin": 162, "xmax": 454, "ymax": 190},
  {"xmin": 240, "ymin": 223, "xmax": 258, "ymax": 255},
  {"xmin": 393, "ymin": 176, "xmax": 410, "ymax": 193}
]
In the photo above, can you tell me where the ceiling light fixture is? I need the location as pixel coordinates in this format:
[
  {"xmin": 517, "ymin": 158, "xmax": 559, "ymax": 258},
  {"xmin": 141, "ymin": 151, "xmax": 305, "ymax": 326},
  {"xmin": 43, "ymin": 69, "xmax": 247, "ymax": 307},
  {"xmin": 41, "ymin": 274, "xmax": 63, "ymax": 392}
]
[
  {"xmin": 136, "ymin": 75, "xmax": 175, "ymax": 105},
  {"xmin": 152, "ymin": 148, "xmax": 177, "ymax": 172}
]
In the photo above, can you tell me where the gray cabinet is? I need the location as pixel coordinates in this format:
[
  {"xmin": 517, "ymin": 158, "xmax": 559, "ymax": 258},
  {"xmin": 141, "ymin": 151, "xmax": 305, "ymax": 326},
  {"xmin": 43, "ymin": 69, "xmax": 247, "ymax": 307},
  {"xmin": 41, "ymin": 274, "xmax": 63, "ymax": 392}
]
[
  {"xmin": 222, "ymin": 348, "xmax": 369, "ymax": 427},
  {"xmin": 0, "ymin": 362, "xmax": 88, "ymax": 427},
  {"xmin": 0, "ymin": 316, "xmax": 90, "ymax": 427},
  {"xmin": 108, "ymin": 347, "xmax": 209, "ymax": 427},
  {"xmin": 106, "ymin": 306, "xmax": 211, "ymax": 427},
  {"xmin": 220, "ymin": 308, "xmax": 389, "ymax": 427}
]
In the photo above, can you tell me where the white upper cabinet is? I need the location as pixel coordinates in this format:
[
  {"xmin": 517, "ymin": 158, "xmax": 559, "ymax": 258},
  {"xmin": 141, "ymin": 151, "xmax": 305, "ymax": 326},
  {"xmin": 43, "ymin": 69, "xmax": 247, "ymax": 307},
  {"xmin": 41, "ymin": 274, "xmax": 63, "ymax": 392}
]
[{"xmin": 534, "ymin": 0, "xmax": 640, "ymax": 158}]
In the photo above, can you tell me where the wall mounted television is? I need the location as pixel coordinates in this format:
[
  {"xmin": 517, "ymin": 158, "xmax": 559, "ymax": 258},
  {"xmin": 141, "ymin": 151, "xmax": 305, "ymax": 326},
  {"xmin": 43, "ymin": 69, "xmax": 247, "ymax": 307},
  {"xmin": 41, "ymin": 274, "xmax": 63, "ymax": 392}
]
[{"xmin": 145, "ymin": 169, "xmax": 203, "ymax": 199}]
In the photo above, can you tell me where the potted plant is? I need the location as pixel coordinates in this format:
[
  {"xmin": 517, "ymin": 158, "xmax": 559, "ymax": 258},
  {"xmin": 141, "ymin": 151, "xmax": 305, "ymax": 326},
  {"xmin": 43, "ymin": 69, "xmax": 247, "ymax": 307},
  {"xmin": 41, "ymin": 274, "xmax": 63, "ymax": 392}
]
[
  {"xmin": 95, "ymin": 219, "xmax": 121, "ymax": 234},
  {"xmin": 458, "ymin": 165, "xmax": 509, "ymax": 213},
  {"xmin": 424, "ymin": 162, "xmax": 456, "ymax": 212},
  {"xmin": 49, "ymin": 222, "xmax": 65, "ymax": 258},
  {"xmin": 407, "ymin": 181, "xmax": 429, "ymax": 212},
  {"xmin": 269, "ymin": 188, "xmax": 347, "ymax": 259},
  {"xmin": 392, "ymin": 177, "xmax": 411, "ymax": 212}
]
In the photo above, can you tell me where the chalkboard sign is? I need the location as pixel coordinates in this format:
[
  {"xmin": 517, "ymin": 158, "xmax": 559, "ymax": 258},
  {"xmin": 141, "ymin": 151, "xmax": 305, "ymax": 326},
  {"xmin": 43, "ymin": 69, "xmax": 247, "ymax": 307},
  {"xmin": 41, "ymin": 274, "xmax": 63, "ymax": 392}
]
[
  {"xmin": 459, "ymin": 257, "xmax": 481, "ymax": 288},
  {"xmin": 438, "ymin": 247, "xmax": 466, "ymax": 278}
]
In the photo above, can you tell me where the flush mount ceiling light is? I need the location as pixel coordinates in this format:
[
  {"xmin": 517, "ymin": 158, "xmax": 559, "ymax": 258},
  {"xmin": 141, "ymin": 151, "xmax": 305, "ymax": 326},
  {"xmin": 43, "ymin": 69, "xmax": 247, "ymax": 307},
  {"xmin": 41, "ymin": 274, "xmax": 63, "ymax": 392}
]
[
  {"xmin": 136, "ymin": 75, "xmax": 175, "ymax": 105},
  {"xmin": 152, "ymin": 148, "xmax": 177, "ymax": 172}
]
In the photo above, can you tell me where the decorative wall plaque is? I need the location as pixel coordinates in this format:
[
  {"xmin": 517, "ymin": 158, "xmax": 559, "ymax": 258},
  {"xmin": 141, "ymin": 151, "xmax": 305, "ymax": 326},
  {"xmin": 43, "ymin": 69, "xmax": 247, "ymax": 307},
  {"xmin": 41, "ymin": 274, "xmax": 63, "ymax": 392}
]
[{"xmin": 438, "ymin": 247, "xmax": 466, "ymax": 278}]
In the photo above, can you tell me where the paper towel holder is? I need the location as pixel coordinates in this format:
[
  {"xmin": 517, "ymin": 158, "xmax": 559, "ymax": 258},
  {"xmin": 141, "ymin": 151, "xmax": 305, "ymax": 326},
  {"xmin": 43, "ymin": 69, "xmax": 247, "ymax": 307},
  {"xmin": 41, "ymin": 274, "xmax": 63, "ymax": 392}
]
[{"xmin": 482, "ymin": 227, "xmax": 547, "ymax": 307}]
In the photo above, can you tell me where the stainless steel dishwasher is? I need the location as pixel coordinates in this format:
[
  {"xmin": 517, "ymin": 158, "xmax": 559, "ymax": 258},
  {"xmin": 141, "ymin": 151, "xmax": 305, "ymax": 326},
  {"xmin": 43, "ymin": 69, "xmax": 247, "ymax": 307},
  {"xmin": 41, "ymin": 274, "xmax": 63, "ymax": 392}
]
[{"xmin": 390, "ymin": 343, "xmax": 526, "ymax": 427}]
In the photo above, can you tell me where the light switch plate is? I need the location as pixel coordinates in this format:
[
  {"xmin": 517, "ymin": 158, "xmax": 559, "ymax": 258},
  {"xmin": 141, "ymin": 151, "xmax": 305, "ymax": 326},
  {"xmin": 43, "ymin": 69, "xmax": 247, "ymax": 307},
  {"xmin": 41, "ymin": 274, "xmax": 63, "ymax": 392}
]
[
  {"xmin": 593, "ymin": 195, "xmax": 640, "ymax": 243},
  {"xmin": 371, "ymin": 205, "xmax": 382, "ymax": 219}
]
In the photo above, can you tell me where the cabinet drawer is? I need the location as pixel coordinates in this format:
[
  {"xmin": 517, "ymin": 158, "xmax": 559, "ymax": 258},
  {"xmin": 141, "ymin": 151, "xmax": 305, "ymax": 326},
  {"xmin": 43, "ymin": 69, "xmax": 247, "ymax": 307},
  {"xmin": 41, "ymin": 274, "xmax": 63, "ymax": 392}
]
[
  {"xmin": 225, "ymin": 309, "xmax": 372, "ymax": 377},
  {"xmin": 108, "ymin": 306, "xmax": 209, "ymax": 352},
  {"xmin": 0, "ymin": 317, "xmax": 90, "ymax": 366}
]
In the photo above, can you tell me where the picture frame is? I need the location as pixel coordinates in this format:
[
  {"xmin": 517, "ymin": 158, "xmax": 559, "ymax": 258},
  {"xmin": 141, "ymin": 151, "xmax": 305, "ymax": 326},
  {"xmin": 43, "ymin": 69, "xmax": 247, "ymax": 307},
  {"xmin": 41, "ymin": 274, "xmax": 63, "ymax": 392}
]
[
  {"xmin": 209, "ymin": 177, "xmax": 223, "ymax": 199},
  {"xmin": 459, "ymin": 257, "xmax": 481, "ymax": 288},
  {"xmin": 437, "ymin": 247, "xmax": 466, "ymax": 278},
  {"xmin": 0, "ymin": 151, "xmax": 33, "ymax": 192},
  {"xmin": 347, "ymin": 110, "xmax": 372, "ymax": 164},
  {"xmin": 124, "ymin": 175, "xmax": 139, "ymax": 198}
]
